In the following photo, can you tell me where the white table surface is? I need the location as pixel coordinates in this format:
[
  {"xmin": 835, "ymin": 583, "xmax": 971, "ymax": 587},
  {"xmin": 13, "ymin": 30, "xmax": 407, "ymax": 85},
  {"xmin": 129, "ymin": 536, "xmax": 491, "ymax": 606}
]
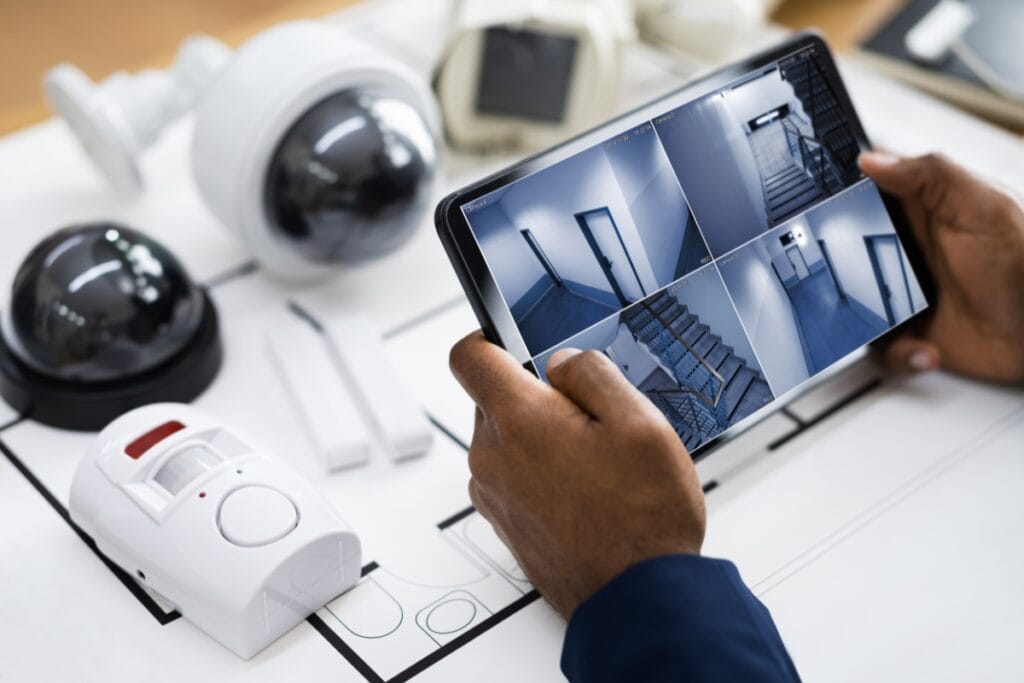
[{"xmin": 1, "ymin": 2, "xmax": 1022, "ymax": 681}]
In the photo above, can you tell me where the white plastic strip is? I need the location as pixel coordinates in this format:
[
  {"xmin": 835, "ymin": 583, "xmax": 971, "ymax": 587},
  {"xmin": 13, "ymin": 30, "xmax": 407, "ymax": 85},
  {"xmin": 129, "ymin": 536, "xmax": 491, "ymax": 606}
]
[
  {"xmin": 322, "ymin": 314, "xmax": 434, "ymax": 461},
  {"xmin": 265, "ymin": 312, "xmax": 372, "ymax": 471}
]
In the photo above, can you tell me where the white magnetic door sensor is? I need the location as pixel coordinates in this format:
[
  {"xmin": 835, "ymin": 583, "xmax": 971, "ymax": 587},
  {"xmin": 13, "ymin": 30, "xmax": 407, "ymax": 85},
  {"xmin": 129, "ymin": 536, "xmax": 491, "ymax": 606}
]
[
  {"xmin": 266, "ymin": 308, "xmax": 433, "ymax": 471},
  {"xmin": 69, "ymin": 403, "xmax": 362, "ymax": 659},
  {"xmin": 324, "ymin": 314, "xmax": 435, "ymax": 462},
  {"xmin": 265, "ymin": 310, "xmax": 373, "ymax": 471}
]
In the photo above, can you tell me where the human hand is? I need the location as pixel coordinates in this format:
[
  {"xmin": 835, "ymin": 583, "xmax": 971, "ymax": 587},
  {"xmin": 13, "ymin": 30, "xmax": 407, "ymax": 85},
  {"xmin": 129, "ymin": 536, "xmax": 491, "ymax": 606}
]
[
  {"xmin": 449, "ymin": 333, "xmax": 706, "ymax": 619},
  {"xmin": 859, "ymin": 151, "xmax": 1024, "ymax": 383}
]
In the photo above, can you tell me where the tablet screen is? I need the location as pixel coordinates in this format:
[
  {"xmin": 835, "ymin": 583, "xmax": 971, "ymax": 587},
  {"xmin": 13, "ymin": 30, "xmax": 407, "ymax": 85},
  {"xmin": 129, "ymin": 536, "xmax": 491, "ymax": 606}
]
[{"xmin": 458, "ymin": 45, "xmax": 928, "ymax": 452}]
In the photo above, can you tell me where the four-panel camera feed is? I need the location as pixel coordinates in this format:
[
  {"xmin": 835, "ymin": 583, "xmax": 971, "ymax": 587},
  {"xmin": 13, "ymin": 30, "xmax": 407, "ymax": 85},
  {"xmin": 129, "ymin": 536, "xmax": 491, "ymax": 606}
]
[{"xmin": 462, "ymin": 46, "xmax": 927, "ymax": 452}]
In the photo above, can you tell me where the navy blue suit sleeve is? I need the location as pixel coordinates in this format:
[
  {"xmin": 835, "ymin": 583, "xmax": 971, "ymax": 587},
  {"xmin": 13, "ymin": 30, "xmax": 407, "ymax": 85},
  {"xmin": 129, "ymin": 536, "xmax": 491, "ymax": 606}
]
[{"xmin": 561, "ymin": 555, "xmax": 800, "ymax": 682}]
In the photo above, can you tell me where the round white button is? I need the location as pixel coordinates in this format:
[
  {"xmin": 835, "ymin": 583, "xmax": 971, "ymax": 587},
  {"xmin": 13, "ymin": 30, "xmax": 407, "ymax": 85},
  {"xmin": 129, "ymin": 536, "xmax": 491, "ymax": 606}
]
[{"xmin": 218, "ymin": 486, "xmax": 298, "ymax": 547}]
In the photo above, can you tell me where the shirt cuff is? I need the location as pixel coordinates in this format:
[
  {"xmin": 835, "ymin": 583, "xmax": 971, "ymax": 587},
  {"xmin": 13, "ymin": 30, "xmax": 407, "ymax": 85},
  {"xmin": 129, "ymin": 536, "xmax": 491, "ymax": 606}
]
[{"xmin": 560, "ymin": 554, "xmax": 799, "ymax": 683}]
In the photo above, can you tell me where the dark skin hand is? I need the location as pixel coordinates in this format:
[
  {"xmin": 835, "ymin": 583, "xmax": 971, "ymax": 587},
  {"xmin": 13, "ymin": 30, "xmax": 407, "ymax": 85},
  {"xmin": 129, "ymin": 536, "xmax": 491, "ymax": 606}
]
[
  {"xmin": 450, "ymin": 151, "xmax": 1024, "ymax": 620},
  {"xmin": 449, "ymin": 340, "xmax": 705, "ymax": 619},
  {"xmin": 860, "ymin": 151, "xmax": 1024, "ymax": 383}
]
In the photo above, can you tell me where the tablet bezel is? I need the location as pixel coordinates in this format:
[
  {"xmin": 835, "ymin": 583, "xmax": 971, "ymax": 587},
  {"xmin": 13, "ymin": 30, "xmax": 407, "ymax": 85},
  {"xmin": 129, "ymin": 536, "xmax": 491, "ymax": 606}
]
[{"xmin": 435, "ymin": 31, "xmax": 936, "ymax": 461}]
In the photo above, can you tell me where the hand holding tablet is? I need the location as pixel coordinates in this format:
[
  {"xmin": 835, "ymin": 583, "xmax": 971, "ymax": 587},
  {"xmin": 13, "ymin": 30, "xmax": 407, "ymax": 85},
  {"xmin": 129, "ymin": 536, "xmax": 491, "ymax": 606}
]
[{"xmin": 437, "ymin": 33, "xmax": 935, "ymax": 459}]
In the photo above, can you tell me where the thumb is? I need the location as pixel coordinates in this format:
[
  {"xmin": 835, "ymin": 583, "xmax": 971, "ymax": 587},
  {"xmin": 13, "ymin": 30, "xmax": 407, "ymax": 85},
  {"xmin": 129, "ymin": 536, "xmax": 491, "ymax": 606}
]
[
  {"xmin": 859, "ymin": 150, "xmax": 975, "ymax": 209},
  {"xmin": 877, "ymin": 335, "xmax": 941, "ymax": 375},
  {"xmin": 545, "ymin": 348, "xmax": 657, "ymax": 422},
  {"xmin": 857, "ymin": 151, "xmax": 921, "ymax": 198}
]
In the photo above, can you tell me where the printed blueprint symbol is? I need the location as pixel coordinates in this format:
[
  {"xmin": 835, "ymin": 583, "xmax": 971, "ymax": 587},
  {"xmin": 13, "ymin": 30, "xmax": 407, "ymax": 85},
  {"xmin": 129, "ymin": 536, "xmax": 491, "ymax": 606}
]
[
  {"xmin": 327, "ymin": 576, "xmax": 404, "ymax": 639},
  {"xmin": 319, "ymin": 510, "xmax": 540, "ymax": 682},
  {"xmin": 416, "ymin": 590, "xmax": 488, "ymax": 645}
]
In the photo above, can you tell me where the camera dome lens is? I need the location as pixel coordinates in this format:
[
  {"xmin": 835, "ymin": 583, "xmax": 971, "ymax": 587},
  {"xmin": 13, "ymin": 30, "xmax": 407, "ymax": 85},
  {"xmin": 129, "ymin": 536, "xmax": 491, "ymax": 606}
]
[
  {"xmin": 263, "ymin": 88, "xmax": 437, "ymax": 265},
  {"xmin": 2, "ymin": 223, "xmax": 204, "ymax": 382}
]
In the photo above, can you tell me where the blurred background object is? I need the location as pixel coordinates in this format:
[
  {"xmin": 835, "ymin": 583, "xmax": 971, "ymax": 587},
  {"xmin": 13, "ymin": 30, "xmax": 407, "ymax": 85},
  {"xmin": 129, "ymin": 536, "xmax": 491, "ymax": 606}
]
[
  {"xmin": 43, "ymin": 34, "xmax": 231, "ymax": 197},
  {"xmin": 0, "ymin": 0, "xmax": 358, "ymax": 135},
  {"xmin": 434, "ymin": 0, "xmax": 635, "ymax": 151},
  {"xmin": 857, "ymin": 0, "xmax": 1024, "ymax": 129},
  {"xmin": 2, "ymin": 0, "xmax": 1019, "ymax": 140},
  {"xmin": 0, "ymin": 0, "xmax": 906, "ymax": 137}
]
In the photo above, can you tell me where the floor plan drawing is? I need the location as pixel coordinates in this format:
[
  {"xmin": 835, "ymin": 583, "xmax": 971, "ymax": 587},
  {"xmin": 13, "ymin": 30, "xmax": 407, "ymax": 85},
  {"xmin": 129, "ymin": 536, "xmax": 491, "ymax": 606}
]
[
  {"xmin": 319, "ymin": 509, "xmax": 538, "ymax": 682},
  {"xmin": 3, "ymin": 1, "xmax": 1024, "ymax": 682}
]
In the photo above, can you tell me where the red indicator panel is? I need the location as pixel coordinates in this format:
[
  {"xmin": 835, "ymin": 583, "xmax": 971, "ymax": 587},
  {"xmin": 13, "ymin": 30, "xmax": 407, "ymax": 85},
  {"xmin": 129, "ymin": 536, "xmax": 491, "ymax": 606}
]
[{"xmin": 125, "ymin": 421, "xmax": 186, "ymax": 459}]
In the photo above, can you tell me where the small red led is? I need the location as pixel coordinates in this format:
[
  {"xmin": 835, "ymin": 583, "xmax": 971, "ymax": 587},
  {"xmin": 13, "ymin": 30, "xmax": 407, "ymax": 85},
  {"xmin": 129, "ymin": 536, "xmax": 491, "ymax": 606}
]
[
  {"xmin": 199, "ymin": 491, "xmax": 207, "ymax": 499},
  {"xmin": 125, "ymin": 421, "xmax": 185, "ymax": 459}
]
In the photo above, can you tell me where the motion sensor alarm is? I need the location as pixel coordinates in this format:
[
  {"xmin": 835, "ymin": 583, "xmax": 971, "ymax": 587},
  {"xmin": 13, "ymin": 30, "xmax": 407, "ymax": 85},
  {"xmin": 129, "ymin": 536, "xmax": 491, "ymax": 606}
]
[{"xmin": 69, "ymin": 403, "xmax": 362, "ymax": 659}]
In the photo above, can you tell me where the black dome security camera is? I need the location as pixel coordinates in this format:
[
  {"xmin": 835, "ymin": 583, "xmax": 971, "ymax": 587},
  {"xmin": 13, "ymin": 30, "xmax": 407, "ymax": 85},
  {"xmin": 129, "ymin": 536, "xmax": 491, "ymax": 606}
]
[{"xmin": 0, "ymin": 223, "xmax": 222, "ymax": 430}]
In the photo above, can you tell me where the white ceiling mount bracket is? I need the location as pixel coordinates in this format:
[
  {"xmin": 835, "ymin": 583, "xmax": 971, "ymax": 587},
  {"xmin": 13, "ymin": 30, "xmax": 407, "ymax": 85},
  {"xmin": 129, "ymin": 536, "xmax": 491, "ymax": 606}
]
[{"xmin": 43, "ymin": 34, "xmax": 231, "ymax": 197}]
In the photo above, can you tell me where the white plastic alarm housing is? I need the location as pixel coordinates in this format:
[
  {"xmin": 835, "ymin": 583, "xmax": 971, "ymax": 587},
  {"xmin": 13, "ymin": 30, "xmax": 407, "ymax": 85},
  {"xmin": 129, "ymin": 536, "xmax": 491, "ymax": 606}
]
[
  {"xmin": 191, "ymin": 21, "xmax": 443, "ymax": 282},
  {"xmin": 435, "ymin": 0, "xmax": 635, "ymax": 151},
  {"xmin": 69, "ymin": 403, "xmax": 362, "ymax": 660}
]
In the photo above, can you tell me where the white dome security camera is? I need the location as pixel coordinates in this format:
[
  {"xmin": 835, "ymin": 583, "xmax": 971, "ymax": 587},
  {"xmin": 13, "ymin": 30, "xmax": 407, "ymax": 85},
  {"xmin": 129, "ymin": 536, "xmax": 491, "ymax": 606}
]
[
  {"xmin": 46, "ymin": 21, "xmax": 442, "ymax": 283},
  {"xmin": 192, "ymin": 21, "xmax": 442, "ymax": 282}
]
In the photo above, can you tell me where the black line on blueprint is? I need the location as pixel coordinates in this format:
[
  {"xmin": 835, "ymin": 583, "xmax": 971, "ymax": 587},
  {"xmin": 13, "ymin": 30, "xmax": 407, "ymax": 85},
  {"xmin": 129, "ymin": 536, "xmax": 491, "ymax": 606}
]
[
  {"xmin": 388, "ymin": 591, "xmax": 541, "ymax": 683},
  {"xmin": 0, "ymin": 437, "xmax": 181, "ymax": 626},
  {"xmin": 382, "ymin": 295, "xmax": 467, "ymax": 339},
  {"xmin": 286, "ymin": 299, "xmax": 325, "ymax": 332},
  {"xmin": 0, "ymin": 414, "xmax": 26, "ymax": 433},
  {"xmin": 277, "ymin": 254, "xmax": 533, "ymax": 681},
  {"xmin": 427, "ymin": 413, "xmax": 469, "ymax": 451},
  {"xmin": 202, "ymin": 260, "xmax": 258, "ymax": 289},
  {"xmin": 311, "ymin": 588, "xmax": 543, "ymax": 683},
  {"xmin": 768, "ymin": 378, "xmax": 883, "ymax": 452},
  {"xmin": 308, "ymin": 614, "xmax": 387, "ymax": 683},
  {"xmin": 779, "ymin": 407, "xmax": 806, "ymax": 428},
  {"xmin": 754, "ymin": 404, "xmax": 1024, "ymax": 596},
  {"xmin": 436, "ymin": 505, "xmax": 475, "ymax": 531}
]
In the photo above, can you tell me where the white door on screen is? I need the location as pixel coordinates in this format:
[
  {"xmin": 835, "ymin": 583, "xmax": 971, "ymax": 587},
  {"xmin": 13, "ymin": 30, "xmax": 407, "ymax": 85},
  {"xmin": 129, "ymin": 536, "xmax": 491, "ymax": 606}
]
[
  {"xmin": 577, "ymin": 208, "xmax": 645, "ymax": 305},
  {"xmin": 786, "ymin": 246, "xmax": 810, "ymax": 280},
  {"xmin": 874, "ymin": 237, "xmax": 913, "ymax": 324}
]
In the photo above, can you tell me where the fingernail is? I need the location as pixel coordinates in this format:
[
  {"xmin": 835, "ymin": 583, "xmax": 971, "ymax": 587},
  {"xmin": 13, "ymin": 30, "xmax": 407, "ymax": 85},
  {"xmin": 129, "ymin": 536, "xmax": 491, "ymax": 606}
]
[
  {"xmin": 860, "ymin": 150, "xmax": 900, "ymax": 168},
  {"xmin": 909, "ymin": 349, "xmax": 934, "ymax": 371},
  {"xmin": 547, "ymin": 348, "xmax": 581, "ymax": 371}
]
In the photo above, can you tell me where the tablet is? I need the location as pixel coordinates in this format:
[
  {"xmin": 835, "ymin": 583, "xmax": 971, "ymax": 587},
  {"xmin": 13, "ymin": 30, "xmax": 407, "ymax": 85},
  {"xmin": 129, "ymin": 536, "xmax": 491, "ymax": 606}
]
[{"xmin": 436, "ymin": 32, "xmax": 934, "ymax": 460}]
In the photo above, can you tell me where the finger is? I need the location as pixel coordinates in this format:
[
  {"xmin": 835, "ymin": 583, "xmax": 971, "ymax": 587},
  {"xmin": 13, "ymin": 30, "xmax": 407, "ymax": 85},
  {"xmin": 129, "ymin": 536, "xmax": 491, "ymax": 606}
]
[
  {"xmin": 450, "ymin": 331, "xmax": 541, "ymax": 416},
  {"xmin": 859, "ymin": 151, "xmax": 983, "ymax": 215},
  {"xmin": 468, "ymin": 478, "xmax": 485, "ymax": 514},
  {"xmin": 877, "ymin": 335, "xmax": 942, "ymax": 375},
  {"xmin": 858, "ymin": 151, "xmax": 952, "ymax": 255},
  {"xmin": 545, "ymin": 348, "xmax": 656, "ymax": 422},
  {"xmin": 859, "ymin": 151, "xmax": 953, "ymax": 198},
  {"xmin": 467, "ymin": 408, "xmax": 497, "ymax": 482},
  {"xmin": 468, "ymin": 478, "xmax": 499, "ymax": 523}
]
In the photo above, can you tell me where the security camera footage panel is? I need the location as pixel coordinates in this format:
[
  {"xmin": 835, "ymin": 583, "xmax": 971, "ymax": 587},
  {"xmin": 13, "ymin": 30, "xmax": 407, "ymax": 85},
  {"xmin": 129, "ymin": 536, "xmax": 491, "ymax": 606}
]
[{"xmin": 461, "ymin": 46, "xmax": 928, "ymax": 453}]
